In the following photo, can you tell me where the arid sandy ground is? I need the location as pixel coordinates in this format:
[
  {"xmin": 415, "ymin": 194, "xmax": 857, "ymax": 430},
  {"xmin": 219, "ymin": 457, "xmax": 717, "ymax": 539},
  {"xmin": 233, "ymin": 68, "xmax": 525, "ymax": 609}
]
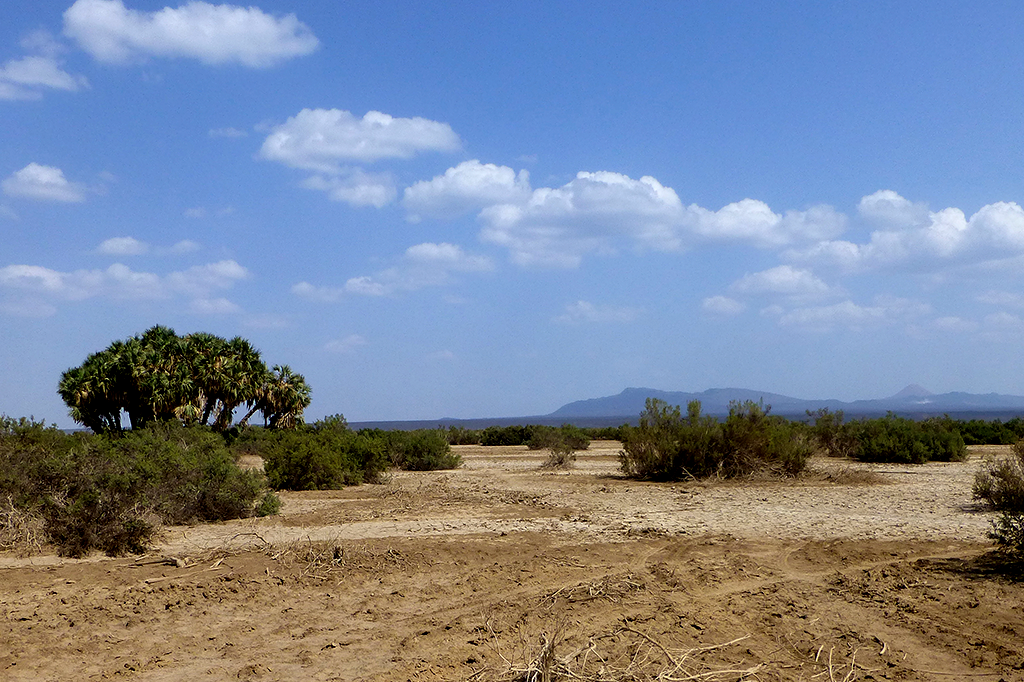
[{"xmin": 2, "ymin": 442, "xmax": 1022, "ymax": 681}]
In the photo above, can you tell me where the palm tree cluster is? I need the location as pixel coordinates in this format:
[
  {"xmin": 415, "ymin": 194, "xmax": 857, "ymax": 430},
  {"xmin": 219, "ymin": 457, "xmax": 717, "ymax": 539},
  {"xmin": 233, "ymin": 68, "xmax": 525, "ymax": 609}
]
[{"xmin": 58, "ymin": 326, "xmax": 311, "ymax": 434}]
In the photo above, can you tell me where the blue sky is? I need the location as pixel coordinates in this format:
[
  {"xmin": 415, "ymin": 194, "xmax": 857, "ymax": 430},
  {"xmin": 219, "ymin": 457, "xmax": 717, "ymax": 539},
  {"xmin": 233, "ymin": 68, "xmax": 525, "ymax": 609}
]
[{"xmin": 4, "ymin": 1, "xmax": 1024, "ymax": 427}]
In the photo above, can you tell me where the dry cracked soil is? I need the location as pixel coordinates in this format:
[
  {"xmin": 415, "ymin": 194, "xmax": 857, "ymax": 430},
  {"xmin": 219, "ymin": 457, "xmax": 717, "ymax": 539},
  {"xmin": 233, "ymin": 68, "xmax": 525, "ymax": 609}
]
[{"xmin": 2, "ymin": 442, "xmax": 1022, "ymax": 681}]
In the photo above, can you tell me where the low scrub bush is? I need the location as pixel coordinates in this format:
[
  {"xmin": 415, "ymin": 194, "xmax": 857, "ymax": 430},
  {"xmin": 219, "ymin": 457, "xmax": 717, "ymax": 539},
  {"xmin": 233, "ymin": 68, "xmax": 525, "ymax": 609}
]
[
  {"xmin": 0, "ymin": 418, "xmax": 270, "ymax": 557},
  {"xmin": 973, "ymin": 440, "xmax": 1024, "ymax": 512},
  {"xmin": 384, "ymin": 429, "xmax": 462, "ymax": 471},
  {"xmin": 807, "ymin": 408, "xmax": 859, "ymax": 458},
  {"xmin": 527, "ymin": 424, "xmax": 590, "ymax": 452},
  {"xmin": 441, "ymin": 425, "xmax": 481, "ymax": 445},
  {"xmin": 988, "ymin": 512, "xmax": 1024, "ymax": 562},
  {"xmin": 262, "ymin": 417, "xmax": 387, "ymax": 490},
  {"xmin": 847, "ymin": 414, "xmax": 966, "ymax": 464},
  {"xmin": 481, "ymin": 425, "xmax": 533, "ymax": 446},
  {"xmin": 619, "ymin": 399, "xmax": 812, "ymax": 481}
]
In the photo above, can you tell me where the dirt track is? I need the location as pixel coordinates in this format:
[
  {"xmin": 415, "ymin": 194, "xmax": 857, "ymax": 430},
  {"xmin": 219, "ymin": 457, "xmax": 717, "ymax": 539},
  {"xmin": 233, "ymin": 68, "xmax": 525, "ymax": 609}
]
[{"xmin": 2, "ymin": 443, "xmax": 1022, "ymax": 681}]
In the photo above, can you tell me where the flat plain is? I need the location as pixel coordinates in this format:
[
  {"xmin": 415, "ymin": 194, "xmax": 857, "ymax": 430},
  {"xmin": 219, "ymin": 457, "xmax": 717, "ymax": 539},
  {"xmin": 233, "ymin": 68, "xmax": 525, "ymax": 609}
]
[{"xmin": 2, "ymin": 442, "xmax": 1022, "ymax": 681}]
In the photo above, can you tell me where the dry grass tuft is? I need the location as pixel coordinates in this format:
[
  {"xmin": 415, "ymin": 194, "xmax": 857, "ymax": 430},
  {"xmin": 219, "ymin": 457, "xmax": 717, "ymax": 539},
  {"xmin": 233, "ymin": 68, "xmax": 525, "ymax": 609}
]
[
  {"xmin": 475, "ymin": 621, "xmax": 762, "ymax": 682},
  {"xmin": 0, "ymin": 496, "xmax": 46, "ymax": 556}
]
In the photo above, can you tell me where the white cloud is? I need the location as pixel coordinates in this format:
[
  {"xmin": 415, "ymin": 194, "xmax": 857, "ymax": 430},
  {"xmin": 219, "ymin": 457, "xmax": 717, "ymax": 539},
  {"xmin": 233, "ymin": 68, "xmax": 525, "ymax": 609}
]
[
  {"xmin": 191, "ymin": 297, "xmax": 241, "ymax": 314},
  {"xmin": 427, "ymin": 349, "xmax": 455, "ymax": 361},
  {"xmin": 63, "ymin": 0, "xmax": 319, "ymax": 67},
  {"xmin": 291, "ymin": 281, "xmax": 344, "ymax": 302},
  {"xmin": 977, "ymin": 291, "xmax": 1024, "ymax": 309},
  {"xmin": 184, "ymin": 207, "xmax": 207, "ymax": 218},
  {"xmin": 774, "ymin": 296, "xmax": 929, "ymax": 332},
  {"xmin": 169, "ymin": 240, "xmax": 201, "ymax": 254},
  {"xmin": 296, "ymin": 242, "xmax": 493, "ymax": 301},
  {"xmin": 0, "ymin": 55, "xmax": 89, "ymax": 101},
  {"xmin": 786, "ymin": 191, "xmax": 1024, "ymax": 273},
  {"xmin": 324, "ymin": 335, "xmax": 367, "ymax": 354},
  {"xmin": 345, "ymin": 242, "xmax": 493, "ymax": 296},
  {"xmin": 554, "ymin": 300, "xmax": 641, "ymax": 324},
  {"xmin": 97, "ymin": 236, "xmax": 148, "ymax": 256},
  {"xmin": 165, "ymin": 260, "xmax": 249, "ymax": 297},
  {"xmin": 0, "ymin": 205, "xmax": 17, "ymax": 221},
  {"xmin": 208, "ymin": 127, "xmax": 247, "ymax": 138},
  {"xmin": 480, "ymin": 171, "xmax": 685, "ymax": 267},
  {"xmin": 729, "ymin": 265, "xmax": 833, "ymax": 298},
  {"xmin": 933, "ymin": 316, "xmax": 978, "ymax": 333},
  {"xmin": 474, "ymin": 171, "xmax": 845, "ymax": 268},
  {"xmin": 259, "ymin": 109, "xmax": 461, "ymax": 172},
  {"xmin": 687, "ymin": 200, "xmax": 845, "ymax": 248},
  {"xmin": 2, "ymin": 163, "xmax": 87, "ymax": 202},
  {"xmin": 858, "ymin": 190, "xmax": 930, "ymax": 228},
  {"xmin": 403, "ymin": 160, "xmax": 531, "ymax": 221},
  {"xmin": 301, "ymin": 171, "xmax": 397, "ymax": 208},
  {"xmin": 0, "ymin": 259, "xmax": 248, "ymax": 316},
  {"xmin": 702, "ymin": 295, "xmax": 745, "ymax": 316}
]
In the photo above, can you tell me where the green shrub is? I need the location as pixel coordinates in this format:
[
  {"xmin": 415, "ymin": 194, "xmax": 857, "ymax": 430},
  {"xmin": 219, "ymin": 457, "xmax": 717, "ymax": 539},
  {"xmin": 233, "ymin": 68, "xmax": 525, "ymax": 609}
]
[
  {"xmin": 973, "ymin": 440, "xmax": 1024, "ymax": 512},
  {"xmin": 385, "ymin": 429, "xmax": 462, "ymax": 471},
  {"xmin": 0, "ymin": 419, "xmax": 271, "ymax": 557},
  {"xmin": 262, "ymin": 418, "xmax": 388, "ymax": 490},
  {"xmin": 442, "ymin": 425, "xmax": 482, "ymax": 445},
  {"xmin": 481, "ymin": 425, "xmax": 533, "ymax": 446},
  {"xmin": 619, "ymin": 399, "xmax": 810, "ymax": 481},
  {"xmin": 807, "ymin": 408, "xmax": 858, "ymax": 458},
  {"xmin": 988, "ymin": 512, "xmax": 1024, "ymax": 563},
  {"xmin": 527, "ymin": 424, "xmax": 591, "ymax": 452},
  {"xmin": 847, "ymin": 414, "xmax": 966, "ymax": 464}
]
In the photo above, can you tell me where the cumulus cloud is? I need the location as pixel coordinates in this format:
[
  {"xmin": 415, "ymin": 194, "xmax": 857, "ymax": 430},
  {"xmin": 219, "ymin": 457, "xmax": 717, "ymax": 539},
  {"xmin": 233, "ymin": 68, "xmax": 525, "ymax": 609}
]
[
  {"xmin": 191, "ymin": 297, "xmax": 241, "ymax": 314},
  {"xmin": 2, "ymin": 163, "xmax": 87, "ymax": 202},
  {"xmin": 786, "ymin": 191, "xmax": 1024, "ymax": 272},
  {"xmin": 771, "ymin": 296, "xmax": 930, "ymax": 332},
  {"xmin": 291, "ymin": 281, "xmax": 344, "ymax": 302},
  {"xmin": 96, "ymin": 236, "xmax": 200, "ymax": 257},
  {"xmin": 0, "ymin": 55, "xmax": 89, "ymax": 101},
  {"xmin": 324, "ymin": 335, "xmax": 367, "ymax": 354},
  {"xmin": 63, "ymin": 0, "xmax": 319, "ymax": 67},
  {"xmin": 554, "ymin": 300, "xmax": 641, "ymax": 324},
  {"xmin": 260, "ymin": 109, "xmax": 461, "ymax": 172},
  {"xmin": 0, "ymin": 259, "xmax": 248, "ymax": 315},
  {"xmin": 858, "ymin": 190, "xmax": 930, "ymax": 228},
  {"xmin": 403, "ymin": 160, "xmax": 531, "ymax": 221},
  {"xmin": 729, "ymin": 265, "xmax": 833, "ymax": 299},
  {"xmin": 294, "ymin": 242, "xmax": 493, "ymax": 301},
  {"xmin": 471, "ymin": 171, "xmax": 844, "ymax": 268},
  {"xmin": 97, "ymin": 236, "xmax": 148, "ymax": 256},
  {"xmin": 686, "ymin": 201, "xmax": 846, "ymax": 248},
  {"xmin": 702, "ymin": 295, "xmax": 746, "ymax": 316},
  {"xmin": 480, "ymin": 171, "xmax": 685, "ymax": 267},
  {"xmin": 301, "ymin": 171, "xmax": 397, "ymax": 208},
  {"xmin": 0, "ymin": 31, "xmax": 88, "ymax": 101}
]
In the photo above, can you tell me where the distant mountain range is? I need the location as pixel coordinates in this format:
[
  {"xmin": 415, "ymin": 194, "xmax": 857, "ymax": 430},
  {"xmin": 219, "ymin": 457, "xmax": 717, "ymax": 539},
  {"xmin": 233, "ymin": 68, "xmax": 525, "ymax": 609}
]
[
  {"xmin": 549, "ymin": 385, "xmax": 1024, "ymax": 419},
  {"xmin": 348, "ymin": 384, "xmax": 1024, "ymax": 431}
]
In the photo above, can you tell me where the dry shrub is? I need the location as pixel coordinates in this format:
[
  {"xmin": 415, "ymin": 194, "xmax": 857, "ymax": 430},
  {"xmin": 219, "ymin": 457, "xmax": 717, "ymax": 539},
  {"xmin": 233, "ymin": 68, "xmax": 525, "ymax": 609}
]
[
  {"xmin": 0, "ymin": 496, "xmax": 45, "ymax": 555},
  {"xmin": 540, "ymin": 442, "xmax": 577, "ymax": 469},
  {"xmin": 263, "ymin": 538, "xmax": 409, "ymax": 581},
  {"xmin": 481, "ymin": 620, "xmax": 761, "ymax": 682}
]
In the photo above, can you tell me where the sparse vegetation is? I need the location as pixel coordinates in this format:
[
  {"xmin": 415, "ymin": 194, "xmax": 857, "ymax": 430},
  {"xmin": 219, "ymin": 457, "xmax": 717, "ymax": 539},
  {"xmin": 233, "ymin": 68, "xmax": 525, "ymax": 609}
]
[
  {"xmin": 974, "ymin": 439, "xmax": 1024, "ymax": 562},
  {"xmin": 619, "ymin": 398, "xmax": 813, "ymax": 480},
  {"xmin": 381, "ymin": 429, "xmax": 462, "ymax": 471},
  {"xmin": 0, "ymin": 416, "xmax": 269, "ymax": 557},
  {"xmin": 259, "ymin": 417, "xmax": 388, "ymax": 490},
  {"xmin": 846, "ymin": 414, "xmax": 967, "ymax": 464}
]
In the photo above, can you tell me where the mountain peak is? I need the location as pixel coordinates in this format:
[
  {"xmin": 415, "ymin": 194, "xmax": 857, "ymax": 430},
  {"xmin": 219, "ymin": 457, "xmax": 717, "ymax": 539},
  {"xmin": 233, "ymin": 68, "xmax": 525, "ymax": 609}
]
[{"xmin": 891, "ymin": 384, "xmax": 933, "ymax": 399}]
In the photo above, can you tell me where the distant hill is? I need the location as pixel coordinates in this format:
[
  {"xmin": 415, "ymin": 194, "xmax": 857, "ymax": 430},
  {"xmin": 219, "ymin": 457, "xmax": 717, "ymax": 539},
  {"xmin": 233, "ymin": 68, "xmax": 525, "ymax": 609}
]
[{"xmin": 547, "ymin": 385, "xmax": 1024, "ymax": 420}]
